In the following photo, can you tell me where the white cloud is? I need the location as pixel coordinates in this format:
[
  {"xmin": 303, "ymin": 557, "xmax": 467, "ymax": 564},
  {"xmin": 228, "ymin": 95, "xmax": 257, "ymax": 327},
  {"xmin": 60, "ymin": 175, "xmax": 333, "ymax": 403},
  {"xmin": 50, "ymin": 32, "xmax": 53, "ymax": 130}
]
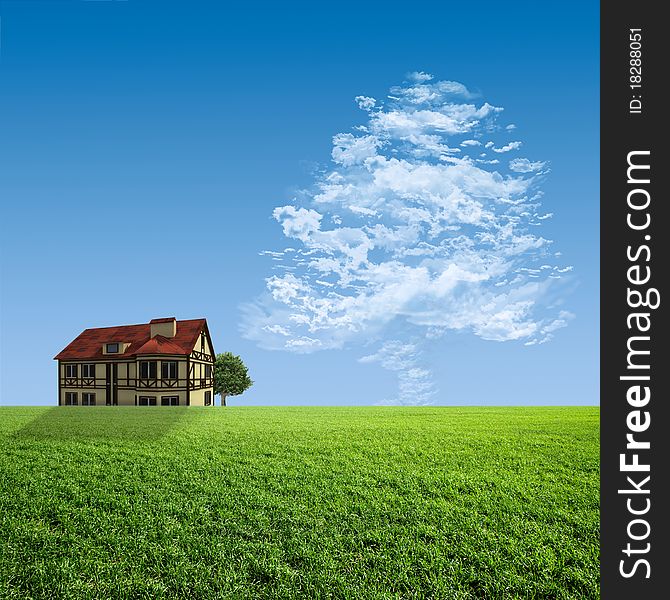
[
  {"xmin": 273, "ymin": 206, "xmax": 322, "ymax": 242},
  {"xmin": 331, "ymin": 133, "xmax": 380, "ymax": 166},
  {"xmin": 355, "ymin": 96, "xmax": 376, "ymax": 111},
  {"xmin": 360, "ymin": 341, "xmax": 436, "ymax": 405},
  {"xmin": 407, "ymin": 71, "xmax": 434, "ymax": 83},
  {"xmin": 262, "ymin": 324, "xmax": 290, "ymax": 336},
  {"xmin": 266, "ymin": 273, "xmax": 311, "ymax": 303},
  {"xmin": 285, "ymin": 337, "xmax": 322, "ymax": 351},
  {"xmin": 390, "ymin": 79, "xmax": 476, "ymax": 105},
  {"xmin": 524, "ymin": 311, "xmax": 574, "ymax": 345},
  {"xmin": 370, "ymin": 104, "xmax": 500, "ymax": 141},
  {"xmin": 242, "ymin": 73, "xmax": 572, "ymax": 404},
  {"xmin": 509, "ymin": 158, "xmax": 547, "ymax": 173},
  {"xmin": 493, "ymin": 141, "xmax": 522, "ymax": 153}
]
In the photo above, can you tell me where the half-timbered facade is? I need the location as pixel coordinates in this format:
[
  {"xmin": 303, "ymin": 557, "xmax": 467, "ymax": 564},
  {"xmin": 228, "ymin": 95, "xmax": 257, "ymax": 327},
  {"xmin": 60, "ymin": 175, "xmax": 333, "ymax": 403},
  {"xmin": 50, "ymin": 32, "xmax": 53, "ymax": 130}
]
[{"xmin": 54, "ymin": 317, "xmax": 215, "ymax": 407}]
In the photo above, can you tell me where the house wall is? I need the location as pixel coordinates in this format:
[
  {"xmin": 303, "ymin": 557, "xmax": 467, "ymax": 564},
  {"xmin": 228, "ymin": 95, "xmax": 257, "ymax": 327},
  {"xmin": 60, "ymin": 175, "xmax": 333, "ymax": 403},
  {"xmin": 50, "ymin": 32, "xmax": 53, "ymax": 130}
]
[
  {"xmin": 188, "ymin": 388, "xmax": 214, "ymax": 407},
  {"xmin": 59, "ymin": 387, "xmax": 103, "ymax": 405},
  {"xmin": 133, "ymin": 355, "xmax": 188, "ymax": 384},
  {"xmin": 58, "ymin": 355, "xmax": 214, "ymax": 407},
  {"xmin": 186, "ymin": 326, "xmax": 215, "ymax": 403},
  {"xmin": 59, "ymin": 386, "xmax": 137, "ymax": 406},
  {"xmin": 135, "ymin": 392, "xmax": 188, "ymax": 406},
  {"xmin": 118, "ymin": 389, "xmax": 135, "ymax": 406},
  {"xmin": 59, "ymin": 361, "xmax": 108, "ymax": 405},
  {"xmin": 193, "ymin": 329, "xmax": 215, "ymax": 356}
]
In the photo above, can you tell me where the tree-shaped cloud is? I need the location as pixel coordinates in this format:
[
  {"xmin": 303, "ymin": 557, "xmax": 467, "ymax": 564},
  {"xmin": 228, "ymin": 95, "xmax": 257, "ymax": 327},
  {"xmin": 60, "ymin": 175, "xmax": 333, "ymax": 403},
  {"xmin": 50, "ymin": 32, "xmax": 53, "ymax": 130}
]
[{"xmin": 242, "ymin": 73, "xmax": 573, "ymax": 404}]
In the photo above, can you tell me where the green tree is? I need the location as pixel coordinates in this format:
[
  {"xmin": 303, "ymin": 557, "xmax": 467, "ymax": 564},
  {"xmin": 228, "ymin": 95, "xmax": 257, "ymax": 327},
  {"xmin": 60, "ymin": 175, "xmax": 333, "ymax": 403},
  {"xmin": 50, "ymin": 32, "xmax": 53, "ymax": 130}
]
[{"xmin": 213, "ymin": 352, "xmax": 253, "ymax": 406}]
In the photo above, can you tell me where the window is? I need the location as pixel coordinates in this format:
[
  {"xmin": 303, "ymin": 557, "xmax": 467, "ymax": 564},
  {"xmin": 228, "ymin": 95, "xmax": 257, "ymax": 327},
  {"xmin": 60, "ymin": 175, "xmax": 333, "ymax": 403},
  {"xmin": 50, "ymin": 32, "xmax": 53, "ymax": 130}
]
[
  {"xmin": 82, "ymin": 364, "xmax": 96, "ymax": 378},
  {"xmin": 65, "ymin": 364, "xmax": 78, "ymax": 378},
  {"xmin": 106, "ymin": 343, "xmax": 119, "ymax": 353},
  {"xmin": 161, "ymin": 361, "xmax": 178, "ymax": 380},
  {"xmin": 65, "ymin": 392, "xmax": 78, "ymax": 405},
  {"xmin": 201, "ymin": 332, "xmax": 206, "ymax": 352},
  {"xmin": 204, "ymin": 391, "xmax": 212, "ymax": 406},
  {"xmin": 140, "ymin": 361, "xmax": 157, "ymax": 379},
  {"xmin": 205, "ymin": 364, "xmax": 212, "ymax": 378},
  {"xmin": 161, "ymin": 396, "xmax": 179, "ymax": 406},
  {"xmin": 138, "ymin": 396, "xmax": 157, "ymax": 406},
  {"xmin": 82, "ymin": 393, "xmax": 96, "ymax": 406}
]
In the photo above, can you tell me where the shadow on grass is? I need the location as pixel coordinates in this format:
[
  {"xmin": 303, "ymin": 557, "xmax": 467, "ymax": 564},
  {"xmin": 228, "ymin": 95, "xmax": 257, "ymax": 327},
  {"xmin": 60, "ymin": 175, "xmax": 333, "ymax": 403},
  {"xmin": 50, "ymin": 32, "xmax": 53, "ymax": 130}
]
[{"xmin": 12, "ymin": 407, "xmax": 195, "ymax": 442}]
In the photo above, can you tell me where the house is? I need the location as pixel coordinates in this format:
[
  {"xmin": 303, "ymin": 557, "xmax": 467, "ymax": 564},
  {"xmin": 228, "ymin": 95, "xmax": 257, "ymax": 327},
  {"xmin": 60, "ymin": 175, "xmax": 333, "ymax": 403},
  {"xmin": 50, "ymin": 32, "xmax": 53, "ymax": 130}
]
[{"xmin": 54, "ymin": 317, "xmax": 215, "ymax": 407}]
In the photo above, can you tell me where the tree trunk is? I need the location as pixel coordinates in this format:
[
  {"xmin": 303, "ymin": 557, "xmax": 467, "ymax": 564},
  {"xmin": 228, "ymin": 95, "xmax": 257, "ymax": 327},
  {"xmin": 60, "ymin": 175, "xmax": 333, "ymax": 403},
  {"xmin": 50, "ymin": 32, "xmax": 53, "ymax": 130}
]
[{"xmin": 221, "ymin": 394, "xmax": 227, "ymax": 407}]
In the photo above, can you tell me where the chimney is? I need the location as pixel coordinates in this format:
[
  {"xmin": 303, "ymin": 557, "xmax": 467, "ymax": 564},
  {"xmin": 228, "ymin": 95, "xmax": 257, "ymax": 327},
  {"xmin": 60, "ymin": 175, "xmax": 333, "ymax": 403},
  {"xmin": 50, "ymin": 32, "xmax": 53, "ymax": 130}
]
[{"xmin": 150, "ymin": 317, "xmax": 177, "ymax": 338}]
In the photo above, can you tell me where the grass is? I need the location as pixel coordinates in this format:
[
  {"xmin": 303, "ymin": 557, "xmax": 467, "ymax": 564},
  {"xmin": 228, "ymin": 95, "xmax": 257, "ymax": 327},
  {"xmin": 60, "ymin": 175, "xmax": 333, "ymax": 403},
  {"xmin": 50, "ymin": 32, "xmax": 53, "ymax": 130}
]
[{"xmin": 0, "ymin": 406, "xmax": 599, "ymax": 599}]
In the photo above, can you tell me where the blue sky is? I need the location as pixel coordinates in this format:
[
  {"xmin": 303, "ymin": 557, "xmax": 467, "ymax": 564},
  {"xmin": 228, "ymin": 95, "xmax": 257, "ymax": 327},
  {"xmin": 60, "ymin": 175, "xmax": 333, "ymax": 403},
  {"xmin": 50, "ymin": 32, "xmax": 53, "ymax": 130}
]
[{"xmin": 0, "ymin": 1, "xmax": 599, "ymax": 406}]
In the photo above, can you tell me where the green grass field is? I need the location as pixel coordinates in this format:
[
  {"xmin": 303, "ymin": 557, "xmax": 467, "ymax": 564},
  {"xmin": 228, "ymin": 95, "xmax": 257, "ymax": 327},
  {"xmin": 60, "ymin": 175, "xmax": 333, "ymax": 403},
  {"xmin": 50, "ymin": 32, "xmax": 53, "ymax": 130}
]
[{"xmin": 0, "ymin": 406, "xmax": 599, "ymax": 599}]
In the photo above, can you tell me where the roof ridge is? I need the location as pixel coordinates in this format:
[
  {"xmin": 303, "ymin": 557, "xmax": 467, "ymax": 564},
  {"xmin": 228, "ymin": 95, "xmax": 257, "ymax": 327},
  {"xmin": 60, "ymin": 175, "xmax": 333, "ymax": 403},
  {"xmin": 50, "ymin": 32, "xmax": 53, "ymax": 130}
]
[
  {"xmin": 78, "ymin": 318, "xmax": 206, "ymax": 332},
  {"xmin": 79, "ymin": 323, "xmax": 149, "ymax": 332}
]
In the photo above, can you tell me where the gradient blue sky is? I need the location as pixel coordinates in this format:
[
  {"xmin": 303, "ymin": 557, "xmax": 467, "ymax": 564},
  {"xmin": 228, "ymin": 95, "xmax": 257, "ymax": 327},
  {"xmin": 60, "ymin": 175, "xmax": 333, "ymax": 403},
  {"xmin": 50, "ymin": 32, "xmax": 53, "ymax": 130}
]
[{"xmin": 0, "ymin": 0, "xmax": 599, "ymax": 406}]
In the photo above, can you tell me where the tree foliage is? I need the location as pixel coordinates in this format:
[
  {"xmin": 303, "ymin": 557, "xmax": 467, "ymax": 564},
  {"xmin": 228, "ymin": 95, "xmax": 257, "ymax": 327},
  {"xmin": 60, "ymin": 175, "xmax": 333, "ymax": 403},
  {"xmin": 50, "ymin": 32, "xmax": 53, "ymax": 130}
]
[{"xmin": 213, "ymin": 352, "xmax": 253, "ymax": 406}]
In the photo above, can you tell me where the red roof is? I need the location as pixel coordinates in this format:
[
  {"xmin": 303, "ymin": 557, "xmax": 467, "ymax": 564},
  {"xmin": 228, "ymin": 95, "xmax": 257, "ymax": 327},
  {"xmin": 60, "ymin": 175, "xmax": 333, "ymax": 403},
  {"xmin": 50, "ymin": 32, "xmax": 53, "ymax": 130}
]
[
  {"xmin": 134, "ymin": 335, "xmax": 185, "ymax": 355},
  {"xmin": 54, "ymin": 318, "xmax": 207, "ymax": 360}
]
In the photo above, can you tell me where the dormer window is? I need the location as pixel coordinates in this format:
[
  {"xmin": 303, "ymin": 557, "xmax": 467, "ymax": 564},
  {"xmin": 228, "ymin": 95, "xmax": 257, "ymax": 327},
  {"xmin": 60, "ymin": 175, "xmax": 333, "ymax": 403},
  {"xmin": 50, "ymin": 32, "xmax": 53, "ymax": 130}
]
[{"xmin": 106, "ymin": 343, "xmax": 119, "ymax": 353}]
